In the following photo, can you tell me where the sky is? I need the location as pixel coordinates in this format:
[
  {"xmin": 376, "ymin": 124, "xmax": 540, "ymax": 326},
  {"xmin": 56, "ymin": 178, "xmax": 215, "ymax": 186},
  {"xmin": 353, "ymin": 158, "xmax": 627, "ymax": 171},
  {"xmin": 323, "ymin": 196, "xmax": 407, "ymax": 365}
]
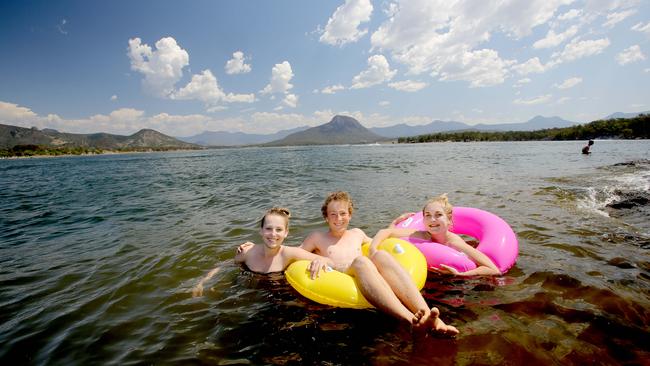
[{"xmin": 1, "ymin": 0, "xmax": 649, "ymax": 137}]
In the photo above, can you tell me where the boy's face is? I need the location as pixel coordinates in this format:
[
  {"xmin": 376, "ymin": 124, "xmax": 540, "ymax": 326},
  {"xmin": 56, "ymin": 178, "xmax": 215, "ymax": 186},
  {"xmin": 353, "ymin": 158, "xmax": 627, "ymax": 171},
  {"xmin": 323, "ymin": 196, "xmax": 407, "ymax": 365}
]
[{"xmin": 325, "ymin": 200, "xmax": 351, "ymax": 233}]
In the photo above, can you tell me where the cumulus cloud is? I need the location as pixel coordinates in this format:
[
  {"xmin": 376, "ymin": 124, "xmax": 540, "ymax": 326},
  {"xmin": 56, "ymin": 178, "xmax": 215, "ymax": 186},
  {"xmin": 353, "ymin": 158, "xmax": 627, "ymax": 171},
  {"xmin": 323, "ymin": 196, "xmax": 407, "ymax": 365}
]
[
  {"xmin": 616, "ymin": 45, "xmax": 645, "ymax": 65},
  {"xmin": 319, "ymin": 0, "xmax": 373, "ymax": 46},
  {"xmin": 0, "ymin": 101, "xmax": 39, "ymax": 122},
  {"xmin": 513, "ymin": 94, "xmax": 552, "ymax": 105},
  {"xmin": 261, "ymin": 61, "xmax": 294, "ymax": 95},
  {"xmin": 631, "ymin": 22, "xmax": 650, "ymax": 37},
  {"xmin": 225, "ymin": 51, "xmax": 252, "ymax": 74},
  {"xmin": 558, "ymin": 9, "xmax": 581, "ymax": 20},
  {"xmin": 512, "ymin": 57, "xmax": 548, "ymax": 75},
  {"xmin": 513, "ymin": 78, "xmax": 531, "ymax": 88},
  {"xmin": 533, "ymin": 25, "xmax": 578, "ymax": 49},
  {"xmin": 321, "ymin": 84, "xmax": 345, "ymax": 94},
  {"xmin": 110, "ymin": 95, "xmax": 118, "ymax": 101},
  {"xmin": 282, "ymin": 94, "xmax": 298, "ymax": 108},
  {"xmin": 379, "ymin": 101, "xmax": 390, "ymax": 106},
  {"xmin": 603, "ymin": 9, "xmax": 636, "ymax": 28},
  {"xmin": 388, "ymin": 80, "xmax": 428, "ymax": 92},
  {"xmin": 127, "ymin": 37, "xmax": 189, "ymax": 98},
  {"xmin": 370, "ymin": 0, "xmax": 571, "ymax": 86},
  {"xmin": 550, "ymin": 37, "xmax": 610, "ymax": 64},
  {"xmin": 351, "ymin": 55, "xmax": 396, "ymax": 89},
  {"xmin": 556, "ymin": 77, "xmax": 582, "ymax": 89},
  {"xmin": 172, "ymin": 69, "xmax": 255, "ymax": 105}
]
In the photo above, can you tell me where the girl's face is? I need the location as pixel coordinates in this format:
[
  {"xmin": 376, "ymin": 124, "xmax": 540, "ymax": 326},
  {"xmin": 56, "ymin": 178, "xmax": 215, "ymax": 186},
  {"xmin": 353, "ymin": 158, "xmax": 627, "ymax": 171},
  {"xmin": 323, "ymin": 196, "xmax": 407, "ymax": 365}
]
[
  {"xmin": 422, "ymin": 202, "xmax": 451, "ymax": 235},
  {"xmin": 259, "ymin": 214, "xmax": 288, "ymax": 249},
  {"xmin": 325, "ymin": 200, "xmax": 351, "ymax": 233}
]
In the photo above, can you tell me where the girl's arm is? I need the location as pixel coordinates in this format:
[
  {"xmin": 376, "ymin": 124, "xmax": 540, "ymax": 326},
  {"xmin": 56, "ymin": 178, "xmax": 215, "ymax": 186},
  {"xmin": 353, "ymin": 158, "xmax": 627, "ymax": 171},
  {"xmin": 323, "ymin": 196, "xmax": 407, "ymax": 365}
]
[
  {"xmin": 442, "ymin": 234, "xmax": 501, "ymax": 276},
  {"xmin": 284, "ymin": 246, "xmax": 334, "ymax": 279},
  {"xmin": 234, "ymin": 241, "xmax": 254, "ymax": 263},
  {"xmin": 369, "ymin": 227, "xmax": 418, "ymax": 256}
]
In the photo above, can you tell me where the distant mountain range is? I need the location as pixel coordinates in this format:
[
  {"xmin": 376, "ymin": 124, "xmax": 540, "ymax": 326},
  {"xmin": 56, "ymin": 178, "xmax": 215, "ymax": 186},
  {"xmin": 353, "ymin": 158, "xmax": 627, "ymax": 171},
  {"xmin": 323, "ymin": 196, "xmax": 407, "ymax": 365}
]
[
  {"xmin": 179, "ymin": 115, "xmax": 585, "ymax": 146},
  {"xmin": 3, "ymin": 110, "xmax": 646, "ymax": 150},
  {"xmin": 263, "ymin": 115, "xmax": 386, "ymax": 146},
  {"xmin": 178, "ymin": 126, "xmax": 309, "ymax": 146},
  {"xmin": 0, "ymin": 124, "xmax": 199, "ymax": 150}
]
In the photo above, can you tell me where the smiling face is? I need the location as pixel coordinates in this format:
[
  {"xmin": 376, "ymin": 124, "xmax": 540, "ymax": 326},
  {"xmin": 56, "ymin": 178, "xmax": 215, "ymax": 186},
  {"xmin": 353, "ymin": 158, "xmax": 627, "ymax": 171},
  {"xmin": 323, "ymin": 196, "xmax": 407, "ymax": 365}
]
[
  {"xmin": 422, "ymin": 201, "xmax": 452, "ymax": 235},
  {"xmin": 259, "ymin": 213, "xmax": 289, "ymax": 249},
  {"xmin": 325, "ymin": 199, "xmax": 352, "ymax": 234}
]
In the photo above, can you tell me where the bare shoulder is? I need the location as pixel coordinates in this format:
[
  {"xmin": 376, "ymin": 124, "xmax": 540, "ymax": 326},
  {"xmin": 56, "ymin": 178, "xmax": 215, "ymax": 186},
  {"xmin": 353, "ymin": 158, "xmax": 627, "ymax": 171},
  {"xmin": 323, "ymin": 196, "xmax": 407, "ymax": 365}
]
[
  {"xmin": 350, "ymin": 227, "xmax": 371, "ymax": 241},
  {"xmin": 446, "ymin": 232, "xmax": 470, "ymax": 248}
]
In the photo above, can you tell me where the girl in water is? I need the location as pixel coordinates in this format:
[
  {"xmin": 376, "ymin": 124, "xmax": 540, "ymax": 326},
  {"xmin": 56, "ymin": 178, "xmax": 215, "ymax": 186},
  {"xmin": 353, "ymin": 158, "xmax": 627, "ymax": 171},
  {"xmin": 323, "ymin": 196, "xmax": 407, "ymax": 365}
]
[
  {"xmin": 371, "ymin": 194, "xmax": 501, "ymax": 276},
  {"xmin": 192, "ymin": 207, "xmax": 332, "ymax": 297}
]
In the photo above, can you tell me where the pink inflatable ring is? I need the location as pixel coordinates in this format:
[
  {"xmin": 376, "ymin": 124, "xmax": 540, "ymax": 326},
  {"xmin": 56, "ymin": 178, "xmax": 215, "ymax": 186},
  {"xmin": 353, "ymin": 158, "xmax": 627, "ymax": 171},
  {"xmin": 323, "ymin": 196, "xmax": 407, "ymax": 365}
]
[{"xmin": 395, "ymin": 207, "xmax": 518, "ymax": 274}]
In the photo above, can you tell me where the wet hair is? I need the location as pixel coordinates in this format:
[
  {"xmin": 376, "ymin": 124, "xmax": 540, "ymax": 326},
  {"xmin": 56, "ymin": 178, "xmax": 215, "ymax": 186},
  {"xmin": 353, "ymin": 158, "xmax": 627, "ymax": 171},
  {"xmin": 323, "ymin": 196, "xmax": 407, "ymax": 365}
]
[
  {"xmin": 422, "ymin": 193, "xmax": 453, "ymax": 223},
  {"xmin": 588, "ymin": 140, "xmax": 594, "ymax": 145},
  {"xmin": 260, "ymin": 207, "xmax": 291, "ymax": 229},
  {"xmin": 321, "ymin": 191, "xmax": 354, "ymax": 218}
]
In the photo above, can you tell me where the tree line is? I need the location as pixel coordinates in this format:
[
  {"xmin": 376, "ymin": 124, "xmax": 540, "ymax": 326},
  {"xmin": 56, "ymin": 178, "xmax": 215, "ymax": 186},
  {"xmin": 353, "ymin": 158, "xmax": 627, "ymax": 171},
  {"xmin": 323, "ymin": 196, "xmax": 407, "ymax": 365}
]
[
  {"xmin": 397, "ymin": 114, "xmax": 649, "ymax": 143},
  {"xmin": 0, "ymin": 145, "xmax": 190, "ymax": 158}
]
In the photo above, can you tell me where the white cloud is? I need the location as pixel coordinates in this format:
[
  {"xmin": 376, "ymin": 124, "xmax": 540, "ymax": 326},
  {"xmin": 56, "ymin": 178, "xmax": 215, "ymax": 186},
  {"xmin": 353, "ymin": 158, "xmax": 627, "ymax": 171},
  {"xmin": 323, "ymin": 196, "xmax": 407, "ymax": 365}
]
[
  {"xmin": 225, "ymin": 51, "xmax": 252, "ymax": 74},
  {"xmin": 379, "ymin": 101, "xmax": 390, "ymax": 106},
  {"xmin": 110, "ymin": 95, "xmax": 118, "ymax": 101},
  {"xmin": 282, "ymin": 94, "xmax": 298, "ymax": 108},
  {"xmin": 57, "ymin": 19, "xmax": 68, "ymax": 35},
  {"xmin": 551, "ymin": 37, "xmax": 610, "ymax": 64},
  {"xmin": 0, "ymin": 101, "xmax": 38, "ymax": 122},
  {"xmin": 558, "ymin": 9, "xmax": 581, "ymax": 20},
  {"xmin": 556, "ymin": 96, "xmax": 571, "ymax": 104},
  {"xmin": 351, "ymin": 55, "xmax": 396, "ymax": 89},
  {"xmin": 319, "ymin": 0, "xmax": 373, "ymax": 46},
  {"xmin": 616, "ymin": 45, "xmax": 645, "ymax": 65},
  {"xmin": 631, "ymin": 22, "xmax": 650, "ymax": 37},
  {"xmin": 261, "ymin": 61, "xmax": 294, "ymax": 95},
  {"xmin": 512, "ymin": 57, "xmax": 548, "ymax": 75},
  {"xmin": 513, "ymin": 78, "xmax": 531, "ymax": 87},
  {"xmin": 321, "ymin": 84, "xmax": 345, "ymax": 94},
  {"xmin": 172, "ymin": 69, "xmax": 255, "ymax": 105},
  {"xmin": 533, "ymin": 25, "xmax": 578, "ymax": 49},
  {"xmin": 513, "ymin": 94, "xmax": 552, "ymax": 105},
  {"xmin": 556, "ymin": 77, "xmax": 583, "ymax": 89},
  {"xmin": 388, "ymin": 80, "xmax": 428, "ymax": 92},
  {"xmin": 370, "ymin": 0, "xmax": 571, "ymax": 86},
  {"xmin": 127, "ymin": 37, "xmax": 189, "ymax": 98},
  {"xmin": 603, "ymin": 9, "xmax": 636, "ymax": 28}
]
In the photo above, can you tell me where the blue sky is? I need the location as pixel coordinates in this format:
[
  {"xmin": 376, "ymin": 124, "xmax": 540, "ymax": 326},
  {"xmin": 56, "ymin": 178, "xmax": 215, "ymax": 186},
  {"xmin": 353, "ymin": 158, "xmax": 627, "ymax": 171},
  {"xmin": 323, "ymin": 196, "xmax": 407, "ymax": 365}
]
[{"xmin": 1, "ymin": 0, "xmax": 648, "ymax": 137}]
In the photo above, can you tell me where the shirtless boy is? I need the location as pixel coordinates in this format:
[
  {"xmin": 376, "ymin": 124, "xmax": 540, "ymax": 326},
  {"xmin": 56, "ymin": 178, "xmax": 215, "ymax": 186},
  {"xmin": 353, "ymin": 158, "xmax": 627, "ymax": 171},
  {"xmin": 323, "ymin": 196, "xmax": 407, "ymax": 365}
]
[{"xmin": 300, "ymin": 192, "xmax": 458, "ymax": 335}]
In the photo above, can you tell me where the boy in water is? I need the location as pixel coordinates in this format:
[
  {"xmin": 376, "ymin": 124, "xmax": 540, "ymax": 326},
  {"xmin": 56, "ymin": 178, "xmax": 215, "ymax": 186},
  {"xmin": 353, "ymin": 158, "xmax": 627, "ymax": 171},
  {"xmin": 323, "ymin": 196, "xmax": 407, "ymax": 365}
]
[
  {"xmin": 300, "ymin": 191, "xmax": 458, "ymax": 335},
  {"xmin": 582, "ymin": 139, "xmax": 594, "ymax": 154}
]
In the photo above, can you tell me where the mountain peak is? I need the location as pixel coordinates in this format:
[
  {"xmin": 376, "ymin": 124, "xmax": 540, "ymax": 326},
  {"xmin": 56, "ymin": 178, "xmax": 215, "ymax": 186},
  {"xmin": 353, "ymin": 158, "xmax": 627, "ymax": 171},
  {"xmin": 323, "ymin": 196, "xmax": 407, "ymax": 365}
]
[{"xmin": 265, "ymin": 115, "xmax": 385, "ymax": 146}]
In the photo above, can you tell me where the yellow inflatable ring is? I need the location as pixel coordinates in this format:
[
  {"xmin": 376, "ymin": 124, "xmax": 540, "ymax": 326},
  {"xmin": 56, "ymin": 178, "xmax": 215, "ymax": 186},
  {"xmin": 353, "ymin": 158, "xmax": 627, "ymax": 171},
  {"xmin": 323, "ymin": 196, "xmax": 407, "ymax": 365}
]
[{"xmin": 285, "ymin": 238, "xmax": 427, "ymax": 309}]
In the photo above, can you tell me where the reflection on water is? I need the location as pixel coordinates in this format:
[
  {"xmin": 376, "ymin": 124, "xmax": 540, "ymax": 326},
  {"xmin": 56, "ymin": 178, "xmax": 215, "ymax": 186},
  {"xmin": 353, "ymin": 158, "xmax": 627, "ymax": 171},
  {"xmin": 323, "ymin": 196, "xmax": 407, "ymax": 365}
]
[{"xmin": 0, "ymin": 141, "xmax": 649, "ymax": 365}]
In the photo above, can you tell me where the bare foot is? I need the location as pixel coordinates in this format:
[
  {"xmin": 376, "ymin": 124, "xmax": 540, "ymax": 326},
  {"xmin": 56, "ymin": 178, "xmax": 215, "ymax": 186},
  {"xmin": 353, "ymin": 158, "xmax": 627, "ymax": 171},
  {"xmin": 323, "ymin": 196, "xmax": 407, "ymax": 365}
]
[{"xmin": 412, "ymin": 307, "xmax": 459, "ymax": 336}]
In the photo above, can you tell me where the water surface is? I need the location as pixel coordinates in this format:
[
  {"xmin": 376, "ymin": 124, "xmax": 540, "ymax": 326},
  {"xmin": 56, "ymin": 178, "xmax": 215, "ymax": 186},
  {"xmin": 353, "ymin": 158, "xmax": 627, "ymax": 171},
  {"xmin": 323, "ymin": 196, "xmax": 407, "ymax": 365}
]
[{"xmin": 1, "ymin": 140, "xmax": 649, "ymax": 365}]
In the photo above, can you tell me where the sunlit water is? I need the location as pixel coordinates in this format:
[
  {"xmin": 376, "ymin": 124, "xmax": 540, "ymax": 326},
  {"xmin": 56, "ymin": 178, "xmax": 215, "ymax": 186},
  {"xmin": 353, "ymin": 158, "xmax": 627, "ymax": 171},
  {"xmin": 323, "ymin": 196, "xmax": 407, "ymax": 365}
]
[{"xmin": 1, "ymin": 140, "xmax": 649, "ymax": 365}]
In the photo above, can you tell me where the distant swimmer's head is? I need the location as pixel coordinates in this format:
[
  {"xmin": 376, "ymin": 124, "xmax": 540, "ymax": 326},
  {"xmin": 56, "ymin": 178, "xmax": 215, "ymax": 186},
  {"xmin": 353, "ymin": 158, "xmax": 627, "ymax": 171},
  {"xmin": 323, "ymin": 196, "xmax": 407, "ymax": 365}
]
[
  {"xmin": 588, "ymin": 140, "xmax": 594, "ymax": 146},
  {"xmin": 321, "ymin": 191, "xmax": 354, "ymax": 219},
  {"xmin": 260, "ymin": 207, "xmax": 291, "ymax": 230}
]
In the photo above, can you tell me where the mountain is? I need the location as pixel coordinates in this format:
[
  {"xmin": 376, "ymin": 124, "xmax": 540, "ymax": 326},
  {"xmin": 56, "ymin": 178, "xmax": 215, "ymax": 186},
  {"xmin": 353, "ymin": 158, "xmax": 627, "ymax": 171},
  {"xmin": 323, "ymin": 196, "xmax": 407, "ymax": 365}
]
[
  {"xmin": 604, "ymin": 111, "xmax": 650, "ymax": 119},
  {"xmin": 472, "ymin": 115, "xmax": 577, "ymax": 131},
  {"xmin": 264, "ymin": 115, "xmax": 386, "ymax": 146},
  {"xmin": 0, "ymin": 124, "xmax": 200, "ymax": 150},
  {"xmin": 178, "ymin": 126, "xmax": 310, "ymax": 146},
  {"xmin": 370, "ymin": 115, "xmax": 578, "ymax": 138},
  {"xmin": 370, "ymin": 120, "xmax": 468, "ymax": 138}
]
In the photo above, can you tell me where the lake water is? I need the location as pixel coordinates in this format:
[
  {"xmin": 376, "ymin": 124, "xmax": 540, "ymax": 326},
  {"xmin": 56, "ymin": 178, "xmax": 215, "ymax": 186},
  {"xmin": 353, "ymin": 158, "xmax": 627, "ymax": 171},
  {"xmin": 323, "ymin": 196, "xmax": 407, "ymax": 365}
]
[{"xmin": 1, "ymin": 140, "xmax": 649, "ymax": 365}]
